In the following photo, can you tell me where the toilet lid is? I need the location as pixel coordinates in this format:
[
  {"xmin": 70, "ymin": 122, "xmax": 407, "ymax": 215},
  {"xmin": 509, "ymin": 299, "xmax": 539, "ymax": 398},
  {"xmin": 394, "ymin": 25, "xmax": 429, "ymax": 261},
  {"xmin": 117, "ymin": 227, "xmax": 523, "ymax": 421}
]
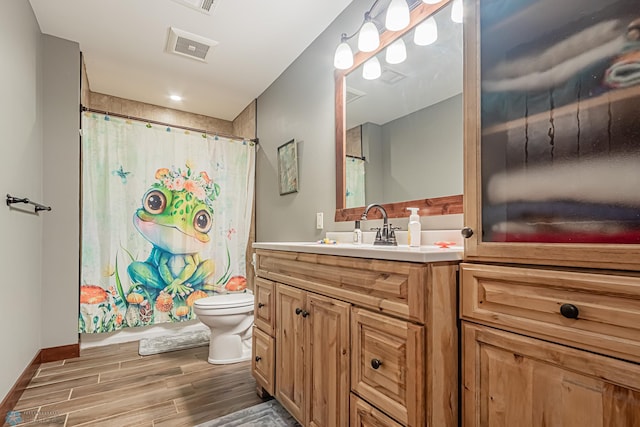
[{"xmin": 193, "ymin": 293, "xmax": 254, "ymax": 308}]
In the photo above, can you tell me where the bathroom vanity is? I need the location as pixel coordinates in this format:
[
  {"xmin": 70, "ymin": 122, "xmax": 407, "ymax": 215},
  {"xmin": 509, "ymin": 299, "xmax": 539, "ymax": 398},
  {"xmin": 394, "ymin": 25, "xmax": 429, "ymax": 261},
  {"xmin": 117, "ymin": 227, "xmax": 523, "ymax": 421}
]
[{"xmin": 251, "ymin": 241, "xmax": 462, "ymax": 427}]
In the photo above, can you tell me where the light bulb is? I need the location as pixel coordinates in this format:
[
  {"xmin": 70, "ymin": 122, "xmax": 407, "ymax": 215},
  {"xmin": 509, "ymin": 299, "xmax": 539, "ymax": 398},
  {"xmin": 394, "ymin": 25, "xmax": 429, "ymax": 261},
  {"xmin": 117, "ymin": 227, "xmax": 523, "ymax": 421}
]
[
  {"xmin": 451, "ymin": 0, "xmax": 463, "ymax": 23},
  {"xmin": 414, "ymin": 16, "xmax": 438, "ymax": 46},
  {"xmin": 358, "ymin": 20, "xmax": 380, "ymax": 52},
  {"xmin": 363, "ymin": 57, "xmax": 381, "ymax": 80},
  {"xmin": 422, "ymin": 0, "xmax": 441, "ymax": 3},
  {"xmin": 385, "ymin": 0, "xmax": 410, "ymax": 31},
  {"xmin": 385, "ymin": 39, "xmax": 407, "ymax": 64},
  {"xmin": 334, "ymin": 40, "xmax": 354, "ymax": 69}
]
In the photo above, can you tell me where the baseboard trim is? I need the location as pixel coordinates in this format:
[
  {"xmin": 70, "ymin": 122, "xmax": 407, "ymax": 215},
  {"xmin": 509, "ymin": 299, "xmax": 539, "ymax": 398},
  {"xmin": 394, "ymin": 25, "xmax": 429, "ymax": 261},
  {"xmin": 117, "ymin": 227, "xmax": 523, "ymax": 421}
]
[
  {"xmin": 41, "ymin": 344, "xmax": 80, "ymax": 363},
  {"xmin": 0, "ymin": 343, "xmax": 79, "ymax": 418},
  {"xmin": 0, "ymin": 351, "xmax": 41, "ymax": 419}
]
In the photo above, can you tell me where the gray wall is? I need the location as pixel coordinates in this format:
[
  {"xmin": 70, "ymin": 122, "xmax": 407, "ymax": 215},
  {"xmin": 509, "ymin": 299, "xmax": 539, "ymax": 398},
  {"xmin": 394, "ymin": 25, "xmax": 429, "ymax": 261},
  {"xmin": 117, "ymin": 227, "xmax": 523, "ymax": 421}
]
[
  {"xmin": 381, "ymin": 94, "xmax": 463, "ymax": 203},
  {"xmin": 256, "ymin": 1, "xmax": 373, "ymax": 242},
  {"xmin": 42, "ymin": 35, "xmax": 80, "ymax": 349},
  {"xmin": 0, "ymin": 0, "xmax": 44, "ymax": 401},
  {"xmin": 0, "ymin": 3, "xmax": 80, "ymax": 402},
  {"xmin": 256, "ymin": 2, "xmax": 463, "ymax": 241}
]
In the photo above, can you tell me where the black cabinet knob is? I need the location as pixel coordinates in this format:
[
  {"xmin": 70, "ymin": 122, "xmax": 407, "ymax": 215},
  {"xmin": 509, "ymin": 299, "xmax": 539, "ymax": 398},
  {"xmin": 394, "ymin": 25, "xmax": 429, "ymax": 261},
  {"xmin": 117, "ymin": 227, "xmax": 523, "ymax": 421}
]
[
  {"xmin": 301, "ymin": 310, "xmax": 309, "ymax": 318},
  {"xmin": 461, "ymin": 227, "xmax": 474, "ymax": 238},
  {"xmin": 560, "ymin": 303, "xmax": 579, "ymax": 319},
  {"xmin": 255, "ymin": 356, "xmax": 262, "ymax": 362},
  {"xmin": 370, "ymin": 358, "xmax": 382, "ymax": 370},
  {"xmin": 258, "ymin": 302, "xmax": 265, "ymax": 308},
  {"xmin": 295, "ymin": 308, "xmax": 302, "ymax": 315}
]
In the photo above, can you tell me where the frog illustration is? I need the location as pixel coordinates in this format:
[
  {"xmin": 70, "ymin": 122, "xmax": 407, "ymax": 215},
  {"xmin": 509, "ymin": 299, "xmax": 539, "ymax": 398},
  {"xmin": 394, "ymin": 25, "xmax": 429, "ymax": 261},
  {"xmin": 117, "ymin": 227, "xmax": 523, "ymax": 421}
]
[{"xmin": 128, "ymin": 166, "xmax": 220, "ymax": 299}]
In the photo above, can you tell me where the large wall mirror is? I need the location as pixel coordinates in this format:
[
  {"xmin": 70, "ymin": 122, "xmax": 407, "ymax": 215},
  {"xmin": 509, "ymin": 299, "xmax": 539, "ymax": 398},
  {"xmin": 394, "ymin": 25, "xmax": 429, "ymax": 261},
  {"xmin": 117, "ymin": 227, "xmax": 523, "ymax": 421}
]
[{"xmin": 335, "ymin": 0, "xmax": 464, "ymax": 221}]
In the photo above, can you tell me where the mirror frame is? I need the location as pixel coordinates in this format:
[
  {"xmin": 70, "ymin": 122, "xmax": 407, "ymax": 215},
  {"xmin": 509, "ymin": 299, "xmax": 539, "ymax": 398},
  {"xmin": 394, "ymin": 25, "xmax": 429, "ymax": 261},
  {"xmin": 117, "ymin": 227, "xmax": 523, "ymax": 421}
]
[{"xmin": 334, "ymin": 0, "xmax": 463, "ymax": 222}]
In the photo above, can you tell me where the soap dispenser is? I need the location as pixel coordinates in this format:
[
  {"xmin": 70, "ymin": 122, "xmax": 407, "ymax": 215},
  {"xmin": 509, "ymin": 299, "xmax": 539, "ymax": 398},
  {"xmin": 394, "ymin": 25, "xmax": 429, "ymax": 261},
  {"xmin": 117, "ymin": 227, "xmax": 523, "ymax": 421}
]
[
  {"xmin": 407, "ymin": 207, "xmax": 421, "ymax": 247},
  {"xmin": 353, "ymin": 220, "xmax": 362, "ymax": 244}
]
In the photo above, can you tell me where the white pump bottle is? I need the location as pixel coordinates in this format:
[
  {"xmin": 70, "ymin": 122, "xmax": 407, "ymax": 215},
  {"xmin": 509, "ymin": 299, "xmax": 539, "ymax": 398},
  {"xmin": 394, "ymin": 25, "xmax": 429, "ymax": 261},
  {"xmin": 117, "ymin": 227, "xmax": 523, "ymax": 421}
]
[{"xmin": 407, "ymin": 207, "xmax": 421, "ymax": 247}]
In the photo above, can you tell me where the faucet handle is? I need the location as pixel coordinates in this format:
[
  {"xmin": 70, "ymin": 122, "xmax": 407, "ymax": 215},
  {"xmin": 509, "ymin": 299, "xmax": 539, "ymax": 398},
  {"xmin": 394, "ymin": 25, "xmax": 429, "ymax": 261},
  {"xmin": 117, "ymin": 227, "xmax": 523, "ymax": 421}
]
[
  {"xmin": 388, "ymin": 224, "xmax": 400, "ymax": 244},
  {"xmin": 370, "ymin": 227, "xmax": 382, "ymax": 242}
]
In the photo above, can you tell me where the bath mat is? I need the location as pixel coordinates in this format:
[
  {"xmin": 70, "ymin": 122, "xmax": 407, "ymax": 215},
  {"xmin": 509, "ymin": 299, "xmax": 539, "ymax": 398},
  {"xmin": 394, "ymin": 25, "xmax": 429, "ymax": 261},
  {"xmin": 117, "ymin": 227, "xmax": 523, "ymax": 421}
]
[
  {"xmin": 138, "ymin": 329, "xmax": 210, "ymax": 356},
  {"xmin": 195, "ymin": 400, "xmax": 300, "ymax": 427}
]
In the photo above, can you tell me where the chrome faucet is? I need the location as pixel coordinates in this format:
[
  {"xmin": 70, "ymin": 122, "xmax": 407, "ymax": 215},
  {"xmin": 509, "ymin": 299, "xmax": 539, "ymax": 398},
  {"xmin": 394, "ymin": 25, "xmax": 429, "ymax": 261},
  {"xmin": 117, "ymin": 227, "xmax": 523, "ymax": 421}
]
[{"xmin": 361, "ymin": 203, "xmax": 397, "ymax": 246}]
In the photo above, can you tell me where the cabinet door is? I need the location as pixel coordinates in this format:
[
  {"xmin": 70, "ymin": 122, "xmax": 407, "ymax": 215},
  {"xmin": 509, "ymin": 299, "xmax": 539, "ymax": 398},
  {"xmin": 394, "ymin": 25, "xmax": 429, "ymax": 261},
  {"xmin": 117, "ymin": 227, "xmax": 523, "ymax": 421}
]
[
  {"xmin": 463, "ymin": 0, "xmax": 640, "ymax": 270},
  {"xmin": 462, "ymin": 322, "xmax": 640, "ymax": 427},
  {"xmin": 275, "ymin": 284, "xmax": 306, "ymax": 424},
  {"xmin": 306, "ymin": 293, "xmax": 350, "ymax": 427},
  {"xmin": 255, "ymin": 277, "xmax": 275, "ymax": 336}
]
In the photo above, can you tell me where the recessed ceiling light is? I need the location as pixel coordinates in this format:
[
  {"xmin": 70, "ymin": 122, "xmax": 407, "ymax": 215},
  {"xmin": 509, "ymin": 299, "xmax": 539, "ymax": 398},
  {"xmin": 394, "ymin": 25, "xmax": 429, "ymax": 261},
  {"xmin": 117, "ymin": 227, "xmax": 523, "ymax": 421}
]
[{"xmin": 170, "ymin": 95, "xmax": 182, "ymax": 101}]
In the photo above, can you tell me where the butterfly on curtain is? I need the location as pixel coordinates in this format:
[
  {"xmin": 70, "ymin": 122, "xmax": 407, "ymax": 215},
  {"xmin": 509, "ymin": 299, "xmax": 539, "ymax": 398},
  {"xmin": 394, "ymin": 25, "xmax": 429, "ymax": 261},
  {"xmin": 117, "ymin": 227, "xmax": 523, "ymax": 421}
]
[{"xmin": 112, "ymin": 166, "xmax": 132, "ymax": 184}]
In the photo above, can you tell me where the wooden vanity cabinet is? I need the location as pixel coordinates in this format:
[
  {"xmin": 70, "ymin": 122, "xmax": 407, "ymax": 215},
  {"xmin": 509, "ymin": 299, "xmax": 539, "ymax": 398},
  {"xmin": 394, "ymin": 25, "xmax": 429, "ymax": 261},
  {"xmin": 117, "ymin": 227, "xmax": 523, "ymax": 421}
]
[
  {"xmin": 460, "ymin": 263, "xmax": 640, "ymax": 426},
  {"xmin": 252, "ymin": 248, "xmax": 459, "ymax": 427}
]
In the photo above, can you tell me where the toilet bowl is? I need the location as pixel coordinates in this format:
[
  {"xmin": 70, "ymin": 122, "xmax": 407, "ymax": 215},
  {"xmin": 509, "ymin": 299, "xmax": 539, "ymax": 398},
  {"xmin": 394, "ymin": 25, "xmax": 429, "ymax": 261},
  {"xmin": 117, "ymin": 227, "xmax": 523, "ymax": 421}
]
[{"xmin": 193, "ymin": 293, "xmax": 254, "ymax": 364}]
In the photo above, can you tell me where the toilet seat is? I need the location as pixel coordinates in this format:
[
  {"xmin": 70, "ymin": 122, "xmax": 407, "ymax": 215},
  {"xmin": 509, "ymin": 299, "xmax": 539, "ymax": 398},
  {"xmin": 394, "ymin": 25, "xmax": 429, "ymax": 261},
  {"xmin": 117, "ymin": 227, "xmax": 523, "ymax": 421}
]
[{"xmin": 194, "ymin": 293, "xmax": 254, "ymax": 309}]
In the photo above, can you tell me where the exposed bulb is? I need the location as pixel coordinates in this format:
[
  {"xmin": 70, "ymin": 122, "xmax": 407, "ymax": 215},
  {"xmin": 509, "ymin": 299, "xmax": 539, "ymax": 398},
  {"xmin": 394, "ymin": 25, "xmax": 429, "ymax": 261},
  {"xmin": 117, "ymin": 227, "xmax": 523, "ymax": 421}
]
[
  {"xmin": 422, "ymin": 0, "xmax": 441, "ymax": 3},
  {"xmin": 451, "ymin": 0, "xmax": 463, "ymax": 23},
  {"xmin": 358, "ymin": 20, "xmax": 380, "ymax": 52},
  {"xmin": 414, "ymin": 16, "xmax": 438, "ymax": 46},
  {"xmin": 334, "ymin": 38, "xmax": 354, "ymax": 69},
  {"xmin": 385, "ymin": 0, "xmax": 410, "ymax": 31},
  {"xmin": 362, "ymin": 57, "xmax": 381, "ymax": 80},
  {"xmin": 385, "ymin": 38, "xmax": 407, "ymax": 64}
]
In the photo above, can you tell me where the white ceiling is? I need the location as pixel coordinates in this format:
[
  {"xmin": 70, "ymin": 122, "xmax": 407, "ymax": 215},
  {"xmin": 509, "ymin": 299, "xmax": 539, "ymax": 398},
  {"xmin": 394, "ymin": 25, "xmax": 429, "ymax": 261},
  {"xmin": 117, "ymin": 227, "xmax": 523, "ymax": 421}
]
[{"xmin": 28, "ymin": 0, "xmax": 353, "ymax": 121}]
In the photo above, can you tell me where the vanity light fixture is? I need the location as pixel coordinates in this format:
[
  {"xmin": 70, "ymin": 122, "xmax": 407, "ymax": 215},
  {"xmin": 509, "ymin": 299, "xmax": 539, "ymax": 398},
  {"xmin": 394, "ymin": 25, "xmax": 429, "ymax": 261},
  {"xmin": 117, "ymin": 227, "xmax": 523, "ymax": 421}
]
[
  {"xmin": 451, "ymin": 0, "xmax": 463, "ymax": 23},
  {"xmin": 414, "ymin": 16, "xmax": 438, "ymax": 46},
  {"xmin": 385, "ymin": 0, "xmax": 410, "ymax": 31},
  {"xmin": 358, "ymin": 13, "xmax": 381, "ymax": 52},
  {"xmin": 385, "ymin": 38, "xmax": 407, "ymax": 64},
  {"xmin": 333, "ymin": 0, "xmax": 383, "ymax": 70},
  {"xmin": 422, "ymin": 0, "xmax": 441, "ymax": 4},
  {"xmin": 363, "ymin": 56, "xmax": 382, "ymax": 80},
  {"xmin": 334, "ymin": 34, "xmax": 355, "ymax": 69}
]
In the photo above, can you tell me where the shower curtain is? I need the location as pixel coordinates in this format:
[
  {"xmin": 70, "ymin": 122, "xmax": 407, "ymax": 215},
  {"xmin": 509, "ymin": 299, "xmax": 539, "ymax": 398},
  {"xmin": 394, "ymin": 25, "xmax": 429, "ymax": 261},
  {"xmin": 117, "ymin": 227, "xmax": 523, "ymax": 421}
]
[
  {"xmin": 346, "ymin": 156, "xmax": 366, "ymax": 208},
  {"xmin": 79, "ymin": 113, "xmax": 255, "ymax": 333}
]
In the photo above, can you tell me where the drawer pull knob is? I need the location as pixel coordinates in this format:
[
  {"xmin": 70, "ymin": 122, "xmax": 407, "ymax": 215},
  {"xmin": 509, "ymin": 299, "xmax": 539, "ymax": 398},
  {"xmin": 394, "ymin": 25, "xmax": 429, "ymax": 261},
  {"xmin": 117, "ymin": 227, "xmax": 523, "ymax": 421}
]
[
  {"xmin": 295, "ymin": 308, "xmax": 302, "ymax": 315},
  {"xmin": 258, "ymin": 302, "xmax": 265, "ymax": 308},
  {"xmin": 301, "ymin": 310, "xmax": 309, "ymax": 318},
  {"xmin": 255, "ymin": 356, "xmax": 262, "ymax": 362},
  {"xmin": 370, "ymin": 358, "xmax": 383, "ymax": 369},
  {"xmin": 461, "ymin": 227, "xmax": 474, "ymax": 238},
  {"xmin": 560, "ymin": 303, "xmax": 579, "ymax": 319}
]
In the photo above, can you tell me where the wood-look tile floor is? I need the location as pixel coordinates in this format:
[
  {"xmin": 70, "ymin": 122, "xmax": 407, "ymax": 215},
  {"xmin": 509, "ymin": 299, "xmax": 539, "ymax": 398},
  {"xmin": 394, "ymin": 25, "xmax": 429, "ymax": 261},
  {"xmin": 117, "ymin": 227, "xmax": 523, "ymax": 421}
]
[{"xmin": 5, "ymin": 341, "xmax": 267, "ymax": 427}]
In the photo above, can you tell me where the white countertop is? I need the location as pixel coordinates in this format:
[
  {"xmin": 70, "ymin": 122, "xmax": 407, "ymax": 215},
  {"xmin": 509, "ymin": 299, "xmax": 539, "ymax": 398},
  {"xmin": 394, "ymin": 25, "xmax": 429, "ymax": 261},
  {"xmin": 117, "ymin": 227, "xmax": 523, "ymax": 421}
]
[{"xmin": 253, "ymin": 241, "xmax": 463, "ymax": 263}]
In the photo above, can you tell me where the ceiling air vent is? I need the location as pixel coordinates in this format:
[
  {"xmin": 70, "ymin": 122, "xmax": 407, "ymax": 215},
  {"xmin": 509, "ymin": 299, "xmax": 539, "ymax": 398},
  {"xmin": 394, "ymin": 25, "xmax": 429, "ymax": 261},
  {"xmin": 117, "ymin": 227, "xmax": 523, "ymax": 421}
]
[
  {"xmin": 171, "ymin": 0, "xmax": 219, "ymax": 15},
  {"xmin": 346, "ymin": 87, "xmax": 366, "ymax": 104},
  {"xmin": 166, "ymin": 27, "xmax": 218, "ymax": 62},
  {"xmin": 380, "ymin": 68, "xmax": 407, "ymax": 85}
]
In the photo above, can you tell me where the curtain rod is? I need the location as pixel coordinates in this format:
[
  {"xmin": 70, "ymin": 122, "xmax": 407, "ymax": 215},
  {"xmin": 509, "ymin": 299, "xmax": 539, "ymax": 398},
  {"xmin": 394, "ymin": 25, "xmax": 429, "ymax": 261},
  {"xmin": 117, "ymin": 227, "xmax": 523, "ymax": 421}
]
[{"xmin": 81, "ymin": 106, "xmax": 259, "ymax": 144}]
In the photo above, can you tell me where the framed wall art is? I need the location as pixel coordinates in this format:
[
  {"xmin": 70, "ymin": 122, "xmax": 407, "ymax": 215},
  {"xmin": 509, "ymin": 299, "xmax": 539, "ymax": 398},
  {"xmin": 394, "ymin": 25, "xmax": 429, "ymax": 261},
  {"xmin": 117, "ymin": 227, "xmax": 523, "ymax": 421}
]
[{"xmin": 277, "ymin": 139, "xmax": 298, "ymax": 195}]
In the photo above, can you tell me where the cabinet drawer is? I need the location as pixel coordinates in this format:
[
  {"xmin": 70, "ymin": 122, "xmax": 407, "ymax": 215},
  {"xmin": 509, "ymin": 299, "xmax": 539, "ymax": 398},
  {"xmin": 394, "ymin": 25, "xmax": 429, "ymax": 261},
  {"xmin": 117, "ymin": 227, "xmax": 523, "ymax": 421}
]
[
  {"xmin": 351, "ymin": 307, "xmax": 425, "ymax": 426},
  {"xmin": 252, "ymin": 327, "xmax": 274, "ymax": 395},
  {"xmin": 350, "ymin": 394, "xmax": 403, "ymax": 427},
  {"xmin": 255, "ymin": 277, "xmax": 275, "ymax": 336},
  {"xmin": 256, "ymin": 249, "xmax": 427, "ymax": 323},
  {"xmin": 461, "ymin": 263, "xmax": 640, "ymax": 363}
]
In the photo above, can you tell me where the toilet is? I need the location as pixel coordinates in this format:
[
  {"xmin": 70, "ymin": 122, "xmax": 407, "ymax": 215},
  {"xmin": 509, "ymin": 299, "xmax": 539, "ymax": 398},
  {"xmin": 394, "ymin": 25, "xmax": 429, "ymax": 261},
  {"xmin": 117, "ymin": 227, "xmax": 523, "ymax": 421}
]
[{"xmin": 193, "ymin": 292, "xmax": 254, "ymax": 364}]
